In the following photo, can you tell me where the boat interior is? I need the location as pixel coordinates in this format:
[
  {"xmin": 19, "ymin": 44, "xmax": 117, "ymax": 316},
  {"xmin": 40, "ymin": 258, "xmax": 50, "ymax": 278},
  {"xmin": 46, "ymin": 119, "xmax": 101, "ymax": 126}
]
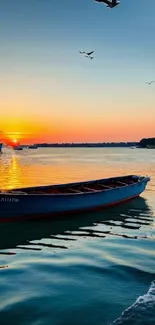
[{"xmin": 1, "ymin": 176, "xmax": 140, "ymax": 195}]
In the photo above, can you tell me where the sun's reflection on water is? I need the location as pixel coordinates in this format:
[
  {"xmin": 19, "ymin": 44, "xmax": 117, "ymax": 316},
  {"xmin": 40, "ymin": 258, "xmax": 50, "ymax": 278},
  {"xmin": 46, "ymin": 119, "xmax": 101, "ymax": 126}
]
[{"xmin": 0, "ymin": 155, "xmax": 22, "ymax": 190}]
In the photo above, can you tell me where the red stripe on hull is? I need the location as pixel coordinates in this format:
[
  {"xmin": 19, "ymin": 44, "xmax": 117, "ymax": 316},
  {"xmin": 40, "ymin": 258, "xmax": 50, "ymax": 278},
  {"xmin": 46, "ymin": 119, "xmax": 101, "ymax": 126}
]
[{"xmin": 0, "ymin": 194, "xmax": 140, "ymax": 222}]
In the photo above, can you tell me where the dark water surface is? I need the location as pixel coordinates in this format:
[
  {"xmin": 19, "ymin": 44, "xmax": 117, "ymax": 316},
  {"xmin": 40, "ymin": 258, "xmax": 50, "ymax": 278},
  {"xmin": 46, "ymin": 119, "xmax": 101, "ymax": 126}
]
[{"xmin": 0, "ymin": 148, "xmax": 154, "ymax": 325}]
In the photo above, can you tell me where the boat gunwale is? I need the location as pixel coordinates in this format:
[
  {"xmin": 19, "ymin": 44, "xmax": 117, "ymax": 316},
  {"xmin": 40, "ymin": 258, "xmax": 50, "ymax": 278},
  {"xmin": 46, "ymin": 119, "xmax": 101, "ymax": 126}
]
[{"xmin": 0, "ymin": 176, "xmax": 150, "ymax": 197}]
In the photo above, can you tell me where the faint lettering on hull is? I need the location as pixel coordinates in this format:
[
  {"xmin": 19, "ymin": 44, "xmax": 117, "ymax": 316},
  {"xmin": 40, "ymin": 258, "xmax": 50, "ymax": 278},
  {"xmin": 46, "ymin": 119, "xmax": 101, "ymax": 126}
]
[{"xmin": 0, "ymin": 198, "xmax": 19, "ymax": 203}]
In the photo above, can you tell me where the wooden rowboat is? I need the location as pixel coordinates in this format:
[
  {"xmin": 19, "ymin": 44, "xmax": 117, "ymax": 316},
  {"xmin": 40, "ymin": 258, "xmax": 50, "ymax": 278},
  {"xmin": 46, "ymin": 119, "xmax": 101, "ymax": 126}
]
[{"xmin": 0, "ymin": 175, "xmax": 150, "ymax": 221}]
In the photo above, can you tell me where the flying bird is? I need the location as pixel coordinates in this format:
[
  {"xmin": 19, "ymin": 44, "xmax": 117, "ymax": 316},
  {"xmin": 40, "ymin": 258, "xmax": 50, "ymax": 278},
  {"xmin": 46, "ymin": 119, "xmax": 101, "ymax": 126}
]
[
  {"xmin": 79, "ymin": 50, "xmax": 94, "ymax": 56},
  {"xmin": 145, "ymin": 81, "xmax": 155, "ymax": 85},
  {"xmin": 85, "ymin": 55, "xmax": 94, "ymax": 60},
  {"xmin": 85, "ymin": 51, "xmax": 94, "ymax": 56},
  {"xmin": 94, "ymin": 0, "xmax": 120, "ymax": 8}
]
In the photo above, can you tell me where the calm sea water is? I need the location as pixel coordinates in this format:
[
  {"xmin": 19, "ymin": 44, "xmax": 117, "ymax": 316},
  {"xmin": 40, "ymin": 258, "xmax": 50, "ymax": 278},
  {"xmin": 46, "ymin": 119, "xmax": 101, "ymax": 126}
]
[{"xmin": 0, "ymin": 147, "xmax": 154, "ymax": 325}]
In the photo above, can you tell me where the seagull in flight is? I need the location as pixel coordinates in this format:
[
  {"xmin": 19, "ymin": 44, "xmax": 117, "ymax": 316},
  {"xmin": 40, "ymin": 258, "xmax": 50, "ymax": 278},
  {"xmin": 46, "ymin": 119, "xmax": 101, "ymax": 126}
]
[
  {"xmin": 145, "ymin": 81, "xmax": 155, "ymax": 85},
  {"xmin": 85, "ymin": 51, "xmax": 94, "ymax": 56},
  {"xmin": 94, "ymin": 0, "xmax": 120, "ymax": 8},
  {"xmin": 79, "ymin": 50, "xmax": 94, "ymax": 56},
  {"xmin": 85, "ymin": 55, "xmax": 94, "ymax": 60}
]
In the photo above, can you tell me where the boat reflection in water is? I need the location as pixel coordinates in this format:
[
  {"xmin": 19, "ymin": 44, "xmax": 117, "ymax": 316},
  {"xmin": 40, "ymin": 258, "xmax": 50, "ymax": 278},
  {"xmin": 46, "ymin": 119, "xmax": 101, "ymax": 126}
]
[{"xmin": 0, "ymin": 196, "xmax": 153, "ymax": 253}]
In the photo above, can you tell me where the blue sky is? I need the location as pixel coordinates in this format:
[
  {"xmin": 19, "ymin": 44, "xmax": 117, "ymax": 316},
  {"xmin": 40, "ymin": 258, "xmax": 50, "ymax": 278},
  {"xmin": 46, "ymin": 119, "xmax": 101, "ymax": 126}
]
[{"xmin": 1, "ymin": 0, "xmax": 155, "ymax": 142}]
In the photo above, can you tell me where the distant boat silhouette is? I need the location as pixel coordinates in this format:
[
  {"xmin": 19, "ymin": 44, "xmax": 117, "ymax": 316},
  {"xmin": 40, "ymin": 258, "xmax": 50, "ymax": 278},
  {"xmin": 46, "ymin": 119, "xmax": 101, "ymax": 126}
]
[
  {"xmin": 28, "ymin": 144, "xmax": 38, "ymax": 149},
  {"xmin": 13, "ymin": 145, "xmax": 23, "ymax": 151}
]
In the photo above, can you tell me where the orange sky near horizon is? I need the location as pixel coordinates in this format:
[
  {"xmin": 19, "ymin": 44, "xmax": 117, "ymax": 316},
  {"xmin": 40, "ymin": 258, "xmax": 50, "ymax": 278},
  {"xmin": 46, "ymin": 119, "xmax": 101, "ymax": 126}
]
[
  {"xmin": 1, "ymin": 79, "xmax": 155, "ymax": 144},
  {"xmin": 1, "ymin": 83, "xmax": 155, "ymax": 145},
  {"xmin": 1, "ymin": 112, "xmax": 155, "ymax": 145},
  {"xmin": 1, "ymin": 64, "xmax": 155, "ymax": 144}
]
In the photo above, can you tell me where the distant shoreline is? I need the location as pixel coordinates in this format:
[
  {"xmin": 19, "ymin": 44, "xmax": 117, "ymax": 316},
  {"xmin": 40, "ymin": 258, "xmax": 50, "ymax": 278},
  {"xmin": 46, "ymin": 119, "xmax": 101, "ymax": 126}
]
[{"xmin": 22, "ymin": 142, "xmax": 139, "ymax": 148}]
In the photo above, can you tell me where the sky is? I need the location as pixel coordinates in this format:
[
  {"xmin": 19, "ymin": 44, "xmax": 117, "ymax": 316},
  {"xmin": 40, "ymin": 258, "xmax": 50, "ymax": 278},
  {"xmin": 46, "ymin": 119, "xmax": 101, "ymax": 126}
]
[{"xmin": 1, "ymin": 0, "xmax": 155, "ymax": 144}]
